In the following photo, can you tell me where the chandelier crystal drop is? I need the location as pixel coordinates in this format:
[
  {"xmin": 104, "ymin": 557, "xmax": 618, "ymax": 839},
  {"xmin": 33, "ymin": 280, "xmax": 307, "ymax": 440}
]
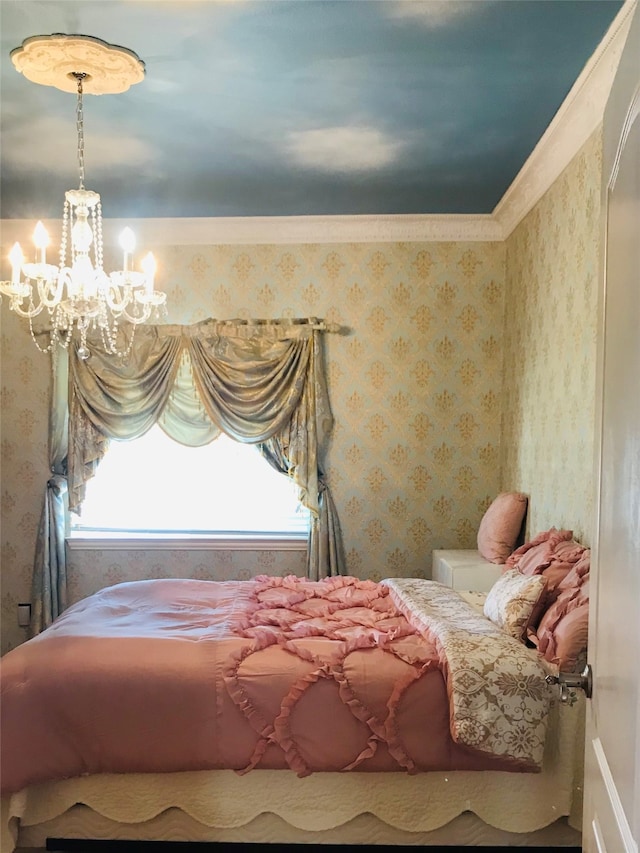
[{"xmin": 0, "ymin": 35, "xmax": 167, "ymax": 359}]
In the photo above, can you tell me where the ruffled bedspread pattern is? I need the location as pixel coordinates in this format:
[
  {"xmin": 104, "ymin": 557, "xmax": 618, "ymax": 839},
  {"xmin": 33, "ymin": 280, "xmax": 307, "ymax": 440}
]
[{"xmin": 1, "ymin": 576, "xmax": 548, "ymax": 795}]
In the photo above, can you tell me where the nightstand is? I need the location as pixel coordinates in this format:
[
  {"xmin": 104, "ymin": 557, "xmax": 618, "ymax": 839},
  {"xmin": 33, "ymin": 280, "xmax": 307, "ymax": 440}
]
[{"xmin": 431, "ymin": 549, "xmax": 503, "ymax": 592}]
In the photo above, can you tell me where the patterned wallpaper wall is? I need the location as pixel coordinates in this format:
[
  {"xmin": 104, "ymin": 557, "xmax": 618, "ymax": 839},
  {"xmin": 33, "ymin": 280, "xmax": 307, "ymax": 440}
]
[
  {"xmin": 501, "ymin": 129, "xmax": 602, "ymax": 545},
  {"xmin": 1, "ymin": 240, "xmax": 507, "ymax": 652},
  {"xmin": 0, "ymin": 130, "xmax": 603, "ymax": 654},
  {"xmin": 0, "ymin": 310, "xmax": 50, "ymax": 654}
]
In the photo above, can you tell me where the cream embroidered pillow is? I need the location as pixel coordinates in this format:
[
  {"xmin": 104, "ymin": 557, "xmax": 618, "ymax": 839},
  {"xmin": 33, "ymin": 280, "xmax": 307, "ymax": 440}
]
[{"xmin": 484, "ymin": 569, "xmax": 546, "ymax": 641}]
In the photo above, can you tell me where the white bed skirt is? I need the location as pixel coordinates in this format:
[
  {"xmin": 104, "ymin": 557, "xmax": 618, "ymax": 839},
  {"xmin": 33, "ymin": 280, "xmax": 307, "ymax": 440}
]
[
  {"xmin": 2, "ymin": 695, "xmax": 585, "ymax": 851},
  {"xmin": 13, "ymin": 806, "xmax": 582, "ymax": 848}
]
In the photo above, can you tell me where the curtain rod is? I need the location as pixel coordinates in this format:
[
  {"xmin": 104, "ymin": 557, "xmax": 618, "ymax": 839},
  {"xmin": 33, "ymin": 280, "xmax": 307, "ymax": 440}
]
[
  {"xmin": 208, "ymin": 318, "xmax": 344, "ymax": 333},
  {"xmin": 31, "ymin": 319, "xmax": 345, "ymax": 337},
  {"xmin": 312, "ymin": 321, "xmax": 342, "ymax": 333}
]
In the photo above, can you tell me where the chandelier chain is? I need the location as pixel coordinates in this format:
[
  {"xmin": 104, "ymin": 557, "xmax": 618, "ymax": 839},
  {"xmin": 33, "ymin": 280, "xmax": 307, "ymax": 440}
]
[
  {"xmin": 94, "ymin": 203, "xmax": 103, "ymax": 268},
  {"xmin": 60, "ymin": 201, "xmax": 69, "ymax": 267},
  {"xmin": 75, "ymin": 73, "xmax": 87, "ymax": 190}
]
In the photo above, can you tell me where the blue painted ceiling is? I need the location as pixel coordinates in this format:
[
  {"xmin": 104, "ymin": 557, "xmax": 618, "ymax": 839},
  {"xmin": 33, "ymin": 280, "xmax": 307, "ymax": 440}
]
[{"xmin": 0, "ymin": 0, "xmax": 625, "ymax": 219}]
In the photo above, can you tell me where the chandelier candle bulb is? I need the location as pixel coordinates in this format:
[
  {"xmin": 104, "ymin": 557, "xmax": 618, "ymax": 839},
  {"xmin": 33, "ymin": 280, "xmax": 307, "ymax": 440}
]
[
  {"xmin": 9, "ymin": 243, "xmax": 23, "ymax": 286},
  {"xmin": 141, "ymin": 252, "xmax": 156, "ymax": 295},
  {"xmin": 120, "ymin": 227, "xmax": 136, "ymax": 274},
  {"xmin": 33, "ymin": 221, "xmax": 49, "ymax": 265}
]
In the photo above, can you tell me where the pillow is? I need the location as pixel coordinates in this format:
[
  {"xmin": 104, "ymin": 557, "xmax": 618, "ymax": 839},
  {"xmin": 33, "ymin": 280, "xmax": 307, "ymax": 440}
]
[
  {"xmin": 551, "ymin": 605, "xmax": 589, "ymax": 671},
  {"xmin": 552, "ymin": 539, "xmax": 588, "ymax": 565},
  {"xmin": 527, "ymin": 554, "xmax": 590, "ymax": 670},
  {"xmin": 509, "ymin": 540, "xmax": 554, "ymax": 575},
  {"xmin": 538, "ymin": 564, "xmax": 575, "ymax": 604},
  {"xmin": 557, "ymin": 550, "xmax": 591, "ymax": 593},
  {"xmin": 505, "ymin": 527, "xmax": 574, "ymax": 574},
  {"xmin": 505, "ymin": 530, "xmax": 586, "ymax": 611},
  {"xmin": 477, "ymin": 492, "xmax": 528, "ymax": 564},
  {"xmin": 529, "ymin": 598, "xmax": 589, "ymax": 671},
  {"xmin": 533, "ymin": 539, "xmax": 587, "ymax": 604},
  {"xmin": 483, "ymin": 569, "xmax": 546, "ymax": 641}
]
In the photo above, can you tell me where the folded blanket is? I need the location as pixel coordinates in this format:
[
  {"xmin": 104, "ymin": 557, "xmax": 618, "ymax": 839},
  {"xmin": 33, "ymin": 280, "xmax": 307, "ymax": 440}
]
[{"xmin": 383, "ymin": 578, "xmax": 551, "ymax": 770}]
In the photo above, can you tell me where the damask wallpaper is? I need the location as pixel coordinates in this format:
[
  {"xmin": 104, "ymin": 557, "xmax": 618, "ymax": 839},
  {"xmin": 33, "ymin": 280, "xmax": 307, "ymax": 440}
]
[
  {"xmin": 502, "ymin": 130, "xmax": 602, "ymax": 544},
  {"xmin": 1, "ymin": 240, "xmax": 506, "ymax": 651},
  {"xmin": 0, "ymin": 130, "xmax": 602, "ymax": 654}
]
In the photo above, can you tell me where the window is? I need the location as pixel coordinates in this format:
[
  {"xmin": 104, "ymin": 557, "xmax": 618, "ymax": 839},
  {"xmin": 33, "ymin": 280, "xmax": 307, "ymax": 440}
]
[{"xmin": 70, "ymin": 425, "xmax": 310, "ymax": 540}]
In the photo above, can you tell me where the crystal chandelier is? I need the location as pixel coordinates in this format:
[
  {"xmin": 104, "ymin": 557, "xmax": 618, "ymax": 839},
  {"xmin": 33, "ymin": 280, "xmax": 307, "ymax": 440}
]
[{"xmin": 0, "ymin": 35, "xmax": 167, "ymax": 359}]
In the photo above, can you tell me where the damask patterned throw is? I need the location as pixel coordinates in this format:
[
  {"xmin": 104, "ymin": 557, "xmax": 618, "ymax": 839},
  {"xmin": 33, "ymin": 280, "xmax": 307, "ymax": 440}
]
[{"xmin": 382, "ymin": 578, "xmax": 551, "ymax": 770}]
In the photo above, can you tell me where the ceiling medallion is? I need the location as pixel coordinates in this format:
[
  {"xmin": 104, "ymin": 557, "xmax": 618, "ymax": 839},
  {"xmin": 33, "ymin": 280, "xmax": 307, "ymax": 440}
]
[{"xmin": 10, "ymin": 33, "xmax": 145, "ymax": 94}]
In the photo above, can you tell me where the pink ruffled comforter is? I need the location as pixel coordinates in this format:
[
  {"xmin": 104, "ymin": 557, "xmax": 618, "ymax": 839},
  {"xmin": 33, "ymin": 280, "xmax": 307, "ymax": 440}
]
[{"xmin": 1, "ymin": 576, "xmax": 528, "ymax": 795}]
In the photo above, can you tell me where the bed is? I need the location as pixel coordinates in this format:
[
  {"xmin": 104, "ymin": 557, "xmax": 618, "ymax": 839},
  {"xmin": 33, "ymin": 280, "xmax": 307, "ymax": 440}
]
[{"xmin": 1, "ymin": 545, "xmax": 590, "ymax": 849}]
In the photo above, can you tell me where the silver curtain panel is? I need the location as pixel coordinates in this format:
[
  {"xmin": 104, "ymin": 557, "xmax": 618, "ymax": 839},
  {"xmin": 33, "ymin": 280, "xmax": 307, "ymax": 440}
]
[{"xmin": 30, "ymin": 349, "xmax": 69, "ymax": 636}]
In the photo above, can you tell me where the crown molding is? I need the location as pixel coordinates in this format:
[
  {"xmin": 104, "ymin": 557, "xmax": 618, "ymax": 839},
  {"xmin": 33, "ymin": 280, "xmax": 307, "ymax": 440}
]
[
  {"xmin": 119, "ymin": 214, "xmax": 504, "ymax": 244},
  {"xmin": 0, "ymin": 213, "xmax": 503, "ymax": 247},
  {"xmin": 1, "ymin": 2, "xmax": 634, "ymax": 248},
  {"xmin": 493, "ymin": 0, "xmax": 637, "ymax": 238}
]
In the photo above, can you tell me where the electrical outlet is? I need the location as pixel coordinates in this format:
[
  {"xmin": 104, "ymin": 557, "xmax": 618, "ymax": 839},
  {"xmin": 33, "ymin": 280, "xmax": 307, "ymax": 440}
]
[{"xmin": 17, "ymin": 603, "xmax": 31, "ymax": 628}]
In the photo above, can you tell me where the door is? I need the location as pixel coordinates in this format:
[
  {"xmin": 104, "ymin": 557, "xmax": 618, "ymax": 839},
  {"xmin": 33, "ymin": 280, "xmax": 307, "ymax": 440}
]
[{"xmin": 582, "ymin": 4, "xmax": 640, "ymax": 852}]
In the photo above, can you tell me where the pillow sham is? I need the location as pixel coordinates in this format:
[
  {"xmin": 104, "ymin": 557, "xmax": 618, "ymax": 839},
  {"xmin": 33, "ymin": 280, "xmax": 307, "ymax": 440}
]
[
  {"xmin": 557, "ymin": 550, "xmax": 591, "ymax": 593},
  {"xmin": 477, "ymin": 492, "xmax": 528, "ymax": 564},
  {"xmin": 505, "ymin": 527, "xmax": 574, "ymax": 574},
  {"xmin": 505, "ymin": 529, "xmax": 587, "ymax": 606},
  {"xmin": 550, "ymin": 604, "xmax": 589, "ymax": 671},
  {"xmin": 483, "ymin": 568, "xmax": 546, "ymax": 641},
  {"xmin": 529, "ymin": 597, "xmax": 589, "ymax": 671},
  {"xmin": 527, "ymin": 549, "xmax": 590, "ymax": 671}
]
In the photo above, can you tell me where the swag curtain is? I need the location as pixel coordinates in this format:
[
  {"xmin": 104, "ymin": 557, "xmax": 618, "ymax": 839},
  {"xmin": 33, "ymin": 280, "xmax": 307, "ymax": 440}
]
[{"xmin": 65, "ymin": 317, "xmax": 344, "ymax": 580}]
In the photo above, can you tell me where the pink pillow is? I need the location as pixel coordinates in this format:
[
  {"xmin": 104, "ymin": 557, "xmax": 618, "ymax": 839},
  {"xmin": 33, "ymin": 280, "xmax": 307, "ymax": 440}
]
[
  {"xmin": 552, "ymin": 605, "xmax": 589, "ymax": 670},
  {"xmin": 558, "ymin": 550, "xmax": 591, "ymax": 592},
  {"xmin": 511, "ymin": 541, "xmax": 554, "ymax": 576},
  {"xmin": 519, "ymin": 545, "xmax": 590, "ymax": 638},
  {"xmin": 539, "ymin": 564, "xmax": 574, "ymax": 598},
  {"xmin": 538, "ymin": 540, "xmax": 587, "ymax": 603},
  {"xmin": 531, "ymin": 602, "xmax": 589, "ymax": 671},
  {"xmin": 506, "ymin": 527, "xmax": 574, "ymax": 573},
  {"xmin": 477, "ymin": 492, "xmax": 528, "ymax": 564},
  {"xmin": 527, "ymin": 567, "xmax": 590, "ymax": 670},
  {"xmin": 552, "ymin": 539, "xmax": 588, "ymax": 565}
]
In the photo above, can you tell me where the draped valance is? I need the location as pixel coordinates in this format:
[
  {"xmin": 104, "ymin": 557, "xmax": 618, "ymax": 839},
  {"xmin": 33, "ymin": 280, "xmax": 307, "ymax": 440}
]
[{"xmin": 65, "ymin": 317, "xmax": 344, "ymax": 582}]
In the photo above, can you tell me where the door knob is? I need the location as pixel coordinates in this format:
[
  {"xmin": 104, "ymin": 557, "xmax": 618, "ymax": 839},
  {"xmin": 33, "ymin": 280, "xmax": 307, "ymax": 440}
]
[{"xmin": 545, "ymin": 664, "xmax": 593, "ymax": 702}]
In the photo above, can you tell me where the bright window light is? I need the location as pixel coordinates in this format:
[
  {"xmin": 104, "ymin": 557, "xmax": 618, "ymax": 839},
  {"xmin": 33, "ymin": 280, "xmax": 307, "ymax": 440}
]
[{"xmin": 71, "ymin": 425, "xmax": 310, "ymax": 536}]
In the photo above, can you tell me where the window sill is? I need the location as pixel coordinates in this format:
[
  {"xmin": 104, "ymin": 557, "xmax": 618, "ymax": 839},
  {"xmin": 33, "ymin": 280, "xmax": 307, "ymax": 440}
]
[{"xmin": 67, "ymin": 532, "xmax": 308, "ymax": 551}]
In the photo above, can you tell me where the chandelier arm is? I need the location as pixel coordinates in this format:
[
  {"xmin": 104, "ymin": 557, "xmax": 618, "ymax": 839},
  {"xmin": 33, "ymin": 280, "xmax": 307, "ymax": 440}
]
[
  {"xmin": 9, "ymin": 297, "xmax": 45, "ymax": 319},
  {"xmin": 37, "ymin": 272, "xmax": 67, "ymax": 309},
  {"xmin": 0, "ymin": 281, "xmax": 30, "ymax": 298},
  {"xmin": 120, "ymin": 303, "xmax": 153, "ymax": 325},
  {"xmin": 104, "ymin": 281, "xmax": 134, "ymax": 314}
]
